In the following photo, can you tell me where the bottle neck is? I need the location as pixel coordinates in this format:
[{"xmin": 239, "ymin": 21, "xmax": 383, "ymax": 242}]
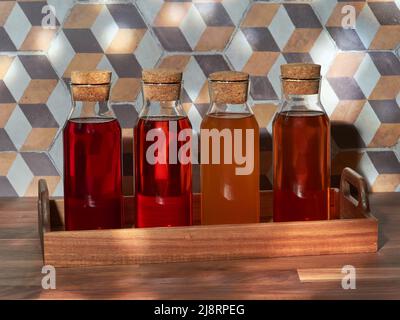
[
  {"xmin": 138, "ymin": 82, "xmax": 186, "ymax": 119},
  {"xmin": 69, "ymin": 84, "xmax": 115, "ymax": 120},
  {"xmin": 279, "ymin": 80, "xmax": 325, "ymax": 114}
]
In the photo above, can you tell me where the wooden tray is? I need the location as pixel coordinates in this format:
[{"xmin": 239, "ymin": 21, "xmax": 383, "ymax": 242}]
[{"xmin": 38, "ymin": 167, "xmax": 378, "ymax": 268}]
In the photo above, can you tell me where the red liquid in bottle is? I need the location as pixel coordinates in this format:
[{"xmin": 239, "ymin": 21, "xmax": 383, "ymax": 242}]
[
  {"xmin": 134, "ymin": 116, "xmax": 192, "ymax": 228},
  {"xmin": 273, "ymin": 111, "xmax": 330, "ymax": 221},
  {"xmin": 63, "ymin": 118, "xmax": 122, "ymax": 230}
]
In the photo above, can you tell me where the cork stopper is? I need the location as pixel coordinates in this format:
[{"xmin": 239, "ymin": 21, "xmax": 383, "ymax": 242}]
[
  {"xmin": 209, "ymin": 71, "xmax": 249, "ymax": 104},
  {"xmin": 71, "ymin": 70, "xmax": 111, "ymax": 102},
  {"xmin": 281, "ymin": 63, "xmax": 321, "ymax": 95},
  {"xmin": 281, "ymin": 63, "xmax": 321, "ymax": 80},
  {"xmin": 71, "ymin": 70, "xmax": 112, "ymax": 85},
  {"xmin": 142, "ymin": 68, "xmax": 182, "ymax": 101}
]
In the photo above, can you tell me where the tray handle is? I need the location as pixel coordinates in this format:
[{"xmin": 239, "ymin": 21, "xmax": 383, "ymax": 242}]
[
  {"xmin": 340, "ymin": 167, "xmax": 370, "ymax": 219},
  {"xmin": 38, "ymin": 179, "xmax": 51, "ymax": 261}
]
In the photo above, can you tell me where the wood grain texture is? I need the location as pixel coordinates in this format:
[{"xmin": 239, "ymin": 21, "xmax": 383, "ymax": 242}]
[
  {"xmin": 0, "ymin": 192, "xmax": 398, "ymax": 299},
  {"xmin": 38, "ymin": 168, "xmax": 378, "ymax": 268}
]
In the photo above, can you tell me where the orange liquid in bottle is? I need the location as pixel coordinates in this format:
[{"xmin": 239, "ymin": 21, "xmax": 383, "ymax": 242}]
[
  {"xmin": 201, "ymin": 113, "xmax": 260, "ymax": 225},
  {"xmin": 273, "ymin": 111, "xmax": 330, "ymax": 221}
]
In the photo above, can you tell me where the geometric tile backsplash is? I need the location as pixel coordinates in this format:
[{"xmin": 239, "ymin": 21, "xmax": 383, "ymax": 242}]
[{"xmin": 0, "ymin": 0, "xmax": 399, "ymax": 196}]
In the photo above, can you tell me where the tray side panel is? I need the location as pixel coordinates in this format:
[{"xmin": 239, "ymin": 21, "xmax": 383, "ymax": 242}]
[{"xmin": 44, "ymin": 218, "xmax": 377, "ymax": 267}]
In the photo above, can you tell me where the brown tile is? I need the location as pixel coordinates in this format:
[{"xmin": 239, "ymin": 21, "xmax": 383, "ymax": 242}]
[
  {"xmin": 159, "ymin": 55, "xmax": 191, "ymax": 71},
  {"xmin": 20, "ymin": 27, "xmax": 57, "ymax": 51},
  {"xmin": 369, "ymin": 124, "xmax": 400, "ymax": 148},
  {"xmin": 372, "ymin": 174, "xmax": 400, "ymax": 192},
  {"xmin": 0, "ymin": 1, "xmax": 15, "ymax": 27},
  {"xmin": 106, "ymin": 29, "xmax": 147, "ymax": 54},
  {"xmin": 63, "ymin": 53, "xmax": 104, "ymax": 79},
  {"xmin": 195, "ymin": 26, "xmax": 234, "ymax": 51},
  {"xmin": 369, "ymin": 25, "xmax": 400, "ymax": 50},
  {"xmin": 369, "ymin": 76, "xmax": 400, "ymax": 100},
  {"xmin": 21, "ymin": 128, "xmax": 58, "ymax": 151},
  {"xmin": 0, "ymin": 56, "xmax": 14, "ymax": 80},
  {"xmin": 327, "ymin": 52, "xmax": 365, "ymax": 78},
  {"xmin": 243, "ymin": 52, "xmax": 280, "ymax": 76},
  {"xmin": 0, "ymin": 103, "xmax": 15, "ymax": 127},
  {"xmin": 182, "ymin": 103, "xmax": 193, "ymax": 115},
  {"xmin": 241, "ymin": 3, "xmax": 280, "ymax": 27},
  {"xmin": 329, "ymin": 100, "xmax": 365, "ymax": 123},
  {"xmin": 111, "ymin": 78, "xmax": 141, "ymax": 102},
  {"xmin": 194, "ymin": 82, "xmax": 210, "ymax": 104},
  {"xmin": 0, "ymin": 151, "xmax": 17, "ymax": 175},
  {"xmin": 19, "ymin": 80, "xmax": 58, "ymax": 104},
  {"xmin": 283, "ymin": 28, "xmax": 322, "ymax": 53},
  {"xmin": 252, "ymin": 103, "xmax": 278, "ymax": 128},
  {"xmin": 154, "ymin": 2, "xmax": 192, "ymax": 27},
  {"xmin": 332, "ymin": 151, "xmax": 363, "ymax": 175},
  {"xmin": 63, "ymin": 4, "xmax": 103, "ymax": 29},
  {"xmin": 25, "ymin": 176, "xmax": 60, "ymax": 197},
  {"xmin": 326, "ymin": 2, "xmax": 365, "ymax": 27}
]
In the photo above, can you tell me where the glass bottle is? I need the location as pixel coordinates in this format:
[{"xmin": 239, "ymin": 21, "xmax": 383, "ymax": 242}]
[
  {"xmin": 63, "ymin": 70, "xmax": 123, "ymax": 230},
  {"xmin": 273, "ymin": 63, "xmax": 330, "ymax": 222},
  {"xmin": 134, "ymin": 69, "xmax": 192, "ymax": 228},
  {"xmin": 201, "ymin": 71, "xmax": 260, "ymax": 225}
]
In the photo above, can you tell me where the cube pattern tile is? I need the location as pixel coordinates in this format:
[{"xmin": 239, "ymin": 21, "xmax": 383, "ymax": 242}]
[{"xmin": 0, "ymin": 0, "xmax": 399, "ymax": 196}]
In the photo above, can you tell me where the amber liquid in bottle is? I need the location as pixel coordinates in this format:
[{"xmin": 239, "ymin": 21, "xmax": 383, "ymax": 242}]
[
  {"xmin": 273, "ymin": 110, "xmax": 330, "ymax": 221},
  {"xmin": 201, "ymin": 113, "xmax": 260, "ymax": 224}
]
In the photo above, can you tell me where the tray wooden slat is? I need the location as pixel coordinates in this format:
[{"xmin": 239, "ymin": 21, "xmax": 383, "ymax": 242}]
[{"xmin": 38, "ymin": 168, "xmax": 378, "ymax": 268}]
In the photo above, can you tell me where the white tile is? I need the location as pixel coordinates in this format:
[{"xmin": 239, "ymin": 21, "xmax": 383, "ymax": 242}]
[
  {"xmin": 267, "ymin": 53, "xmax": 286, "ymax": 100},
  {"xmin": 356, "ymin": 5, "xmax": 380, "ymax": 49},
  {"xmin": 311, "ymin": 0, "xmax": 337, "ymax": 26},
  {"xmin": 52, "ymin": 179, "xmax": 64, "ymax": 197},
  {"xmin": 320, "ymin": 78, "xmax": 339, "ymax": 117},
  {"xmin": 222, "ymin": 0, "xmax": 250, "ymax": 26},
  {"xmin": 49, "ymin": 130, "xmax": 63, "ymax": 176},
  {"xmin": 47, "ymin": 0, "xmax": 74, "ymax": 25},
  {"xmin": 182, "ymin": 57, "xmax": 206, "ymax": 102},
  {"xmin": 97, "ymin": 55, "xmax": 117, "ymax": 83},
  {"xmin": 310, "ymin": 30, "xmax": 338, "ymax": 76},
  {"xmin": 354, "ymin": 102, "xmax": 381, "ymax": 146},
  {"xmin": 357, "ymin": 152, "xmax": 379, "ymax": 188},
  {"xmin": 3, "ymin": 3, "xmax": 31, "ymax": 49},
  {"xmin": 187, "ymin": 104, "xmax": 202, "ymax": 133},
  {"xmin": 3, "ymin": 57, "xmax": 30, "ymax": 103},
  {"xmin": 47, "ymin": 31, "xmax": 75, "ymax": 78},
  {"xmin": 136, "ymin": 0, "xmax": 163, "ymax": 25},
  {"xmin": 135, "ymin": 31, "xmax": 163, "ymax": 69},
  {"xmin": 47, "ymin": 81, "xmax": 71, "ymax": 127},
  {"xmin": 225, "ymin": 30, "xmax": 252, "ymax": 71},
  {"xmin": 91, "ymin": 6, "xmax": 119, "ymax": 52},
  {"xmin": 180, "ymin": 5, "xmax": 206, "ymax": 49},
  {"xmin": 269, "ymin": 5, "xmax": 295, "ymax": 51},
  {"xmin": 4, "ymin": 105, "xmax": 32, "ymax": 150},
  {"xmin": 354, "ymin": 54, "xmax": 380, "ymax": 99},
  {"xmin": 6, "ymin": 154, "xmax": 34, "ymax": 196}
]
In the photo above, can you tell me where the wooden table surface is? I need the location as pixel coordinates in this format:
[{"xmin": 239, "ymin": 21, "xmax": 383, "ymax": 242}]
[{"xmin": 0, "ymin": 193, "xmax": 399, "ymax": 300}]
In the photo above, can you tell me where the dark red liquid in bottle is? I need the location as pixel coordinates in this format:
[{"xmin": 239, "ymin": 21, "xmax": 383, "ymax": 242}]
[
  {"xmin": 134, "ymin": 116, "xmax": 192, "ymax": 228},
  {"xmin": 63, "ymin": 118, "xmax": 122, "ymax": 230},
  {"xmin": 273, "ymin": 111, "xmax": 330, "ymax": 222}
]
